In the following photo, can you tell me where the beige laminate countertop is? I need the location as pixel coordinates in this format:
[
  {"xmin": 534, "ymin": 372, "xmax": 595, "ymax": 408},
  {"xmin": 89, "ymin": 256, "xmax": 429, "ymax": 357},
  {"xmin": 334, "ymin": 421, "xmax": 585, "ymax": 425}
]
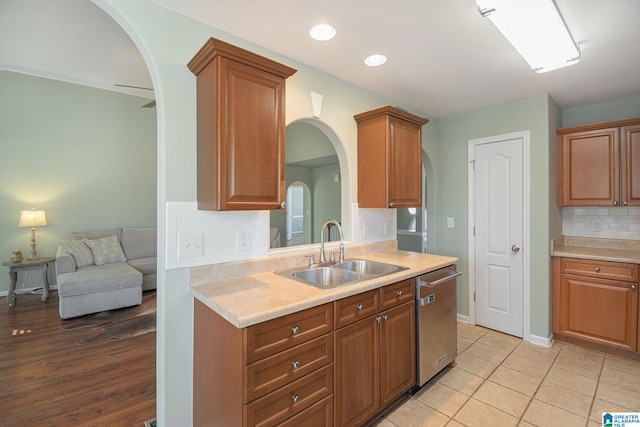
[
  {"xmin": 190, "ymin": 250, "xmax": 458, "ymax": 328},
  {"xmin": 551, "ymin": 236, "xmax": 640, "ymax": 264}
]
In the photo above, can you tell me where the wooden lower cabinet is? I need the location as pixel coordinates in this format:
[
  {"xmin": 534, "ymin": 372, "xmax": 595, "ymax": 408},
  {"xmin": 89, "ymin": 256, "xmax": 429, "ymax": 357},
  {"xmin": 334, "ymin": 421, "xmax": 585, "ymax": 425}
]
[
  {"xmin": 334, "ymin": 300, "xmax": 415, "ymax": 426},
  {"xmin": 193, "ymin": 278, "xmax": 417, "ymax": 426},
  {"xmin": 552, "ymin": 257, "xmax": 639, "ymax": 352}
]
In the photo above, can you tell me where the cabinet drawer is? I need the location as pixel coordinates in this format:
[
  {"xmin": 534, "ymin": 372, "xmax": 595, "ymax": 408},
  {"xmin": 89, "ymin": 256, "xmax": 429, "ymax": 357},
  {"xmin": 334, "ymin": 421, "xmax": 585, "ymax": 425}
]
[
  {"xmin": 279, "ymin": 395, "xmax": 333, "ymax": 427},
  {"xmin": 245, "ymin": 303, "xmax": 333, "ymax": 363},
  {"xmin": 245, "ymin": 364, "xmax": 333, "ymax": 427},
  {"xmin": 380, "ymin": 278, "xmax": 415, "ymax": 310},
  {"xmin": 245, "ymin": 334, "xmax": 333, "ymax": 402},
  {"xmin": 561, "ymin": 258, "xmax": 638, "ymax": 282},
  {"xmin": 334, "ymin": 289, "xmax": 379, "ymax": 329}
]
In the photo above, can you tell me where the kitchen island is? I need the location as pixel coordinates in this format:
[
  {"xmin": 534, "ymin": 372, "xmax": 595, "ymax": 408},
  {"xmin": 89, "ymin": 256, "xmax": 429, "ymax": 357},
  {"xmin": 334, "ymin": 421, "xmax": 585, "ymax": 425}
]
[{"xmin": 190, "ymin": 243, "xmax": 457, "ymax": 426}]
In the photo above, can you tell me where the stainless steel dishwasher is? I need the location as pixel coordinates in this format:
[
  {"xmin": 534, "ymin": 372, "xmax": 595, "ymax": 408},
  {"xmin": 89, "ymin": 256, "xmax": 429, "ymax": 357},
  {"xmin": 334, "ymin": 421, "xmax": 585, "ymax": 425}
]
[{"xmin": 416, "ymin": 265, "xmax": 462, "ymax": 386}]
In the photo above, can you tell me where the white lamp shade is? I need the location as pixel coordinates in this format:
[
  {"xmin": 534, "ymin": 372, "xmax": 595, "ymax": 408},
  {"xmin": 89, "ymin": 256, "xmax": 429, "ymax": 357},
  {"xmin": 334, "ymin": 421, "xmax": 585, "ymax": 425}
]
[{"xmin": 18, "ymin": 209, "xmax": 47, "ymax": 228}]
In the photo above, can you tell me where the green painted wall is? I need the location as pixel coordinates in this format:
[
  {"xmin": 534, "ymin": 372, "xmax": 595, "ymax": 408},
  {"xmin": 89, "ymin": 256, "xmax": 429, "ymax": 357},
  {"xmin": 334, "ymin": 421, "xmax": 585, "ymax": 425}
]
[
  {"xmin": 562, "ymin": 95, "xmax": 640, "ymax": 128},
  {"xmin": 437, "ymin": 94, "xmax": 554, "ymax": 338},
  {"xmin": 313, "ymin": 163, "xmax": 342, "ymax": 242},
  {"xmin": 0, "ymin": 70, "xmax": 156, "ymax": 293}
]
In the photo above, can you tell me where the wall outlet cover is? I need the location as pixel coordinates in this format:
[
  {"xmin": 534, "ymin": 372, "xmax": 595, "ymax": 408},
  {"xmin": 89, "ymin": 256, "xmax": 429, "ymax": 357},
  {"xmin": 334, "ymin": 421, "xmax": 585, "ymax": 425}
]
[
  {"xmin": 237, "ymin": 230, "xmax": 250, "ymax": 252},
  {"xmin": 446, "ymin": 217, "xmax": 455, "ymax": 228},
  {"xmin": 178, "ymin": 233, "xmax": 204, "ymax": 258}
]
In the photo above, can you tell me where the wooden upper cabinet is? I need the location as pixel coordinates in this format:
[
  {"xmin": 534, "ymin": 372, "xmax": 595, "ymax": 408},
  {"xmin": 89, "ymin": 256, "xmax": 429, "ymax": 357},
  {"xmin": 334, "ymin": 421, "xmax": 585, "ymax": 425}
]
[
  {"xmin": 557, "ymin": 117, "xmax": 640, "ymax": 207},
  {"xmin": 188, "ymin": 38, "xmax": 297, "ymax": 211},
  {"xmin": 355, "ymin": 106, "xmax": 428, "ymax": 208},
  {"xmin": 621, "ymin": 124, "xmax": 640, "ymax": 206}
]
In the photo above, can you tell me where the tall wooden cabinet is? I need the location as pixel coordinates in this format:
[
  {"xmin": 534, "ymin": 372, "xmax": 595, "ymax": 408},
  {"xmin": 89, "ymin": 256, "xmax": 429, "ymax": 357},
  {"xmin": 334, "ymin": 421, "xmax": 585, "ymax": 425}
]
[
  {"xmin": 557, "ymin": 117, "xmax": 640, "ymax": 207},
  {"xmin": 188, "ymin": 37, "xmax": 297, "ymax": 211},
  {"xmin": 355, "ymin": 106, "xmax": 428, "ymax": 208},
  {"xmin": 552, "ymin": 257, "xmax": 638, "ymax": 352}
]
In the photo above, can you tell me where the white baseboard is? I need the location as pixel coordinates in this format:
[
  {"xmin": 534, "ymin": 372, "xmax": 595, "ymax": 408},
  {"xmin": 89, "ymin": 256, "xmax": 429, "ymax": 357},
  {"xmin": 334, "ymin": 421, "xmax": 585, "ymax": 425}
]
[
  {"xmin": 527, "ymin": 333, "xmax": 554, "ymax": 348},
  {"xmin": 457, "ymin": 313, "xmax": 470, "ymax": 324}
]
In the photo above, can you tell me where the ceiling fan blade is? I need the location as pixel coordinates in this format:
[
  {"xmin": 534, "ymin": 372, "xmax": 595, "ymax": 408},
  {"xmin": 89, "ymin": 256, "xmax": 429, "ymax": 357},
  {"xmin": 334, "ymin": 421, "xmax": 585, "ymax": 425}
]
[{"xmin": 115, "ymin": 83, "xmax": 154, "ymax": 91}]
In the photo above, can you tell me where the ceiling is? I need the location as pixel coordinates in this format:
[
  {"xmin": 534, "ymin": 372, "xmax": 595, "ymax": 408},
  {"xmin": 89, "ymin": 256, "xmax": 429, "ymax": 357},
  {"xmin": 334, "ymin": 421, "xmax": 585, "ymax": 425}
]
[{"xmin": 2, "ymin": 0, "xmax": 639, "ymax": 117}]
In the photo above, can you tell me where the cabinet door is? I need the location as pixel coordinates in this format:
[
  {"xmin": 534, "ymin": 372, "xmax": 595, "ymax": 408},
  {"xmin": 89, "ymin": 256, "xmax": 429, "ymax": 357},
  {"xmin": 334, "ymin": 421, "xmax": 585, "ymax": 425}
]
[
  {"xmin": 334, "ymin": 317, "xmax": 379, "ymax": 427},
  {"xmin": 380, "ymin": 301, "xmax": 415, "ymax": 408},
  {"xmin": 559, "ymin": 274, "xmax": 638, "ymax": 351},
  {"xmin": 388, "ymin": 117, "xmax": 422, "ymax": 208},
  {"xmin": 621, "ymin": 124, "xmax": 640, "ymax": 206},
  {"xmin": 559, "ymin": 127, "xmax": 619, "ymax": 206},
  {"xmin": 217, "ymin": 58, "xmax": 286, "ymax": 210}
]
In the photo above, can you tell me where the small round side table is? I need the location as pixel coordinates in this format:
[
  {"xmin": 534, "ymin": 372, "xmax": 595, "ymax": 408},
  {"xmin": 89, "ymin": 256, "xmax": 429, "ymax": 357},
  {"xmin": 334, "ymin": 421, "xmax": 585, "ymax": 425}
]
[{"xmin": 1, "ymin": 257, "xmax": 54, "ymax": 306}]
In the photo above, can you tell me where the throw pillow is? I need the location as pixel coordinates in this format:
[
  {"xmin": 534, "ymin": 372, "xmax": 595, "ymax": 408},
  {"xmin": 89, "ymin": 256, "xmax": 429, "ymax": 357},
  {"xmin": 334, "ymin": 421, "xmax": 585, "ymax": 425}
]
[
  {"xmin": 84, "ymin": 235, "xmax": 127, "ymax": 266},
  {"xmin": 60, "ymin": 240, "xmax": 94, "ymax": 268}
]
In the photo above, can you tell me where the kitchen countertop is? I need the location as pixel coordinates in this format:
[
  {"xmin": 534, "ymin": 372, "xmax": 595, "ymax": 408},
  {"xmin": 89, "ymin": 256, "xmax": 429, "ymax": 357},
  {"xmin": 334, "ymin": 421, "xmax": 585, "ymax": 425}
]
[
  {"xmin": 190, "ymin": 250, "xmax": 458, "ymax": 328},
  {"xmin": 551, "ymin": 236, "xmax": 640, "ymax": 264}
]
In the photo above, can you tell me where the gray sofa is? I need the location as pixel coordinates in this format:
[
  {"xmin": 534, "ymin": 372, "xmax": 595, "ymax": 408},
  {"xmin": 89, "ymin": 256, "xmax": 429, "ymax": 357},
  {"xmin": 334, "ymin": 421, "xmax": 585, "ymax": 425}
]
[{"xmin": 55, "ymin": 228, "xmax": 156, "ymax": 319}]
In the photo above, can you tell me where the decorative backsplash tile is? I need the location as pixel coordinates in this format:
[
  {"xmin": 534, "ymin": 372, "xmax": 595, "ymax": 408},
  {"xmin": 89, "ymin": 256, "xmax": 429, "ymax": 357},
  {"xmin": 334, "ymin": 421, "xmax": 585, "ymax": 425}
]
[{"xmin": 562, "ymin": 207, "xmax": 640, "ymax": 240}]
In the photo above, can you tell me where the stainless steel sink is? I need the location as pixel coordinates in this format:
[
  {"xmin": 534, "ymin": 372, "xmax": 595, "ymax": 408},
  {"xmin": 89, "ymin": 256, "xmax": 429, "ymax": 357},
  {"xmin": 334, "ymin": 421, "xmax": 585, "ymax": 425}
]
[
  {"xmin": 291, "ymin": 267, "xmax": 361, "ymax": 288},
  {"xmin": 275, "ymin": 258, "xmax": 408, "ymax": 289},
  {"xmin": 334, "ymin": 259, "xmax": 408, "ymax": 276}
]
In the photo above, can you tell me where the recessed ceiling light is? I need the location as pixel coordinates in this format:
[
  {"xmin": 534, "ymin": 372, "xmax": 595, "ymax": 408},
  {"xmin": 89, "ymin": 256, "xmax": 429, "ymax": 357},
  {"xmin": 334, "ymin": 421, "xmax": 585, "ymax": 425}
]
[
  {"xmin": 364, "ymin": 54, "xmax": 387, "ymax": 67},
  {"xmin": 309, "ymin": 24, "xmax": 336, "ymax": 41}
]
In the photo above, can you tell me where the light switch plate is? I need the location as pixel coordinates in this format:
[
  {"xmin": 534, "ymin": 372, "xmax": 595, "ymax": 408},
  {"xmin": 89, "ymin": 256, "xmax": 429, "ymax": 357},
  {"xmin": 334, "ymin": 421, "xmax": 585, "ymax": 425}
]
[{"xmin": 447, "ymin": 217, "xmax": 455, "ymax": 228}]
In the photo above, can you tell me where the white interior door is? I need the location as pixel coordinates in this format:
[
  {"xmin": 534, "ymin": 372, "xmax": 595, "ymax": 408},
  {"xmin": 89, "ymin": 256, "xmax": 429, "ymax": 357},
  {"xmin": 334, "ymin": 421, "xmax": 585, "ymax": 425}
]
[{"xmin": 471, "ymin": 134, "xmax": 525, "ymax": 337}]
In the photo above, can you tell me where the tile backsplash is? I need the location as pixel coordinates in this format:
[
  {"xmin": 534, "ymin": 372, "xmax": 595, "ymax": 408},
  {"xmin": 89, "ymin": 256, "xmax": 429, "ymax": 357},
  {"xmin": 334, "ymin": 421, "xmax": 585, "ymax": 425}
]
[
  {"xmin": 562, "ymin": 207, "xmax": 640, "ymax": 240},
  {"xmin": 166, "ymin": 202, "xmax": 397, "ymax": 269}
]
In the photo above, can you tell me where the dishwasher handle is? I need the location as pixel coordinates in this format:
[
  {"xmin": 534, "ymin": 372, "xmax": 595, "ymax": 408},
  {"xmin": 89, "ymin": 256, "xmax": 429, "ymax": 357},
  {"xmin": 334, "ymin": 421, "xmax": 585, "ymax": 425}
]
[{"xmin": 419, "ymin": 270, "xmax": 462, "ymax": 288}]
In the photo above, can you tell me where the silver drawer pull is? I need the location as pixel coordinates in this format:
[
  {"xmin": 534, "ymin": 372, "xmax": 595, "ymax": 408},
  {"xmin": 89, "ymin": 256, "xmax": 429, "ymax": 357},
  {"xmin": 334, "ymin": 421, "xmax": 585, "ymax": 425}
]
[
  {"xmin": 292, "ymin": 395, "xmax": 300, "ymax": 403},
  {"xmin": 383, "ymin": 315, "xmax": 388, "ymax": 321},
  {"xmin": 595, "ymin": 267, "xmax": 600, "ymax": 273},
  {"xmin": 291, "ymin": 326, "xmax": 300, "ymax": 334},
  {"xmin": 357, "ymin": 304, "xmax": 364, "ymax": 310},
  {"xmin": 396, "ymin": 290, "xmax": 403, "ymax": 296},
  {"xmin": 292, "ymin": 361, "xmax": 301, "ymax": 369}
]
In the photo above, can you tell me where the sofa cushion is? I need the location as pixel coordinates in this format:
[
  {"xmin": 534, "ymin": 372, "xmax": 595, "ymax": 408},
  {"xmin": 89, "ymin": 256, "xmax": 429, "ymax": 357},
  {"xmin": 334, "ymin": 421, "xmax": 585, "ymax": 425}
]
[
  {"xmin": 57, "ymin": 262, "xmax": 142, "ymax": 297},
  {"xmin": 60, "ymin": 240, "xmax": 94, "ymax": 268},
  {"xmin": 121, "ymin": 227, "xmax": 156, "ymax": 260},
  {"xmin": 127, "ymin": 256, "xmax": 157, "ymax": 275},
  {"xmin": 84, "ymin": 235, "xmax": 127, "ymax": 266},
  {"xmin": 69, "ymin": 228, "xmax": 122, "ymax": 242}
]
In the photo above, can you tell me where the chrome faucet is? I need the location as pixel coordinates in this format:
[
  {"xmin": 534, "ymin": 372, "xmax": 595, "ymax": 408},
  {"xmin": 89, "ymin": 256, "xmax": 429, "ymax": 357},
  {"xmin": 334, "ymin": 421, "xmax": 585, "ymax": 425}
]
[{"xmin": 320, "ymin": 219, "xmax": 344, "ymax": 263}]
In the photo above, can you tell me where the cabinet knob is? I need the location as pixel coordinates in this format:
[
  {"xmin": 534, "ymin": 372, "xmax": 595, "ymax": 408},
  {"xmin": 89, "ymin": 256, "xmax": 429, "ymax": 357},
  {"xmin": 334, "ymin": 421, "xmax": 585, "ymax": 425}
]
[
  {"xmin": 280, "ymin": 201, "xmax": 286, "ymax": 209},
  {"xmin": 375, "ymin": 316, "xmax": 382, "ymax": 323},
  {"xmin": 632, "ymin": 284, "xmax": 637, "ymax": 290},
  {"xmin": 623, "ymin": 201, "xmax": 628, "ymax": 206},
  {"xmin": 382, "ymin": 315, "xmax": 389, "ymax": 321},
  {"xmin": 613, "ymin": 201, "xmax": 618, "ymax": 205},
  {"xmin": 292, "ymin": 395, "xmax": 300, "ymax": 404},
  {"xmin": 357, "ymin": 304, "xmax": 364, "ymax": 311},
  {"xmin": 292, "ymin": 361, "xmax": 301, "ymax": 370},
  {"xmin": 595, "ymin": 267, "xmax": 600, "ymax": 273},
  {"xmin": 291, "ymin": 326, "xmax": 300, "ymax": 334},
  {"xmin": 389, "ymin": 202, "xmax": 395, "ymax": 208},
  {"xmin": 396, "ymin": 290, "xmax": 403, "ymax": 296}
]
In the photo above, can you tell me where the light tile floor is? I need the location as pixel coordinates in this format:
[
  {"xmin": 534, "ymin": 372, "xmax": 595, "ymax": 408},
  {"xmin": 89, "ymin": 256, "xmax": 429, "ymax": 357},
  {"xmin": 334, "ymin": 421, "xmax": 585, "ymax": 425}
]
[{"xmin": 374, "ymin": 323, "xmax": 640, "ymax": 427}]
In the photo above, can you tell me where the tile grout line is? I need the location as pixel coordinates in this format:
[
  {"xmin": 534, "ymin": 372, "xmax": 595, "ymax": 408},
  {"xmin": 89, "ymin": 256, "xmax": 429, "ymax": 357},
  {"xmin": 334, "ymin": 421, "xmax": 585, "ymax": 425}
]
[{"xmin": 585, "ymin": 351, "xmax": 607, "ymax": 427}]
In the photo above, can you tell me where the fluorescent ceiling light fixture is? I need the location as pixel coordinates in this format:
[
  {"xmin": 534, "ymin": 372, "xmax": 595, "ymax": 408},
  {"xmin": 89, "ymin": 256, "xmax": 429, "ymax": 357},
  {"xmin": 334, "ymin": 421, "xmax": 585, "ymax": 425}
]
[
  {"xmin": 309, "ymin": 24, "xmax": 336, "ymax": 41},
  {"xmin": 364, "ymin": 54, "xmax": 387, "ymax": 67},
  {"xmin": 476, "ymin": 0, "xmax": 580, "ymax": 73}
]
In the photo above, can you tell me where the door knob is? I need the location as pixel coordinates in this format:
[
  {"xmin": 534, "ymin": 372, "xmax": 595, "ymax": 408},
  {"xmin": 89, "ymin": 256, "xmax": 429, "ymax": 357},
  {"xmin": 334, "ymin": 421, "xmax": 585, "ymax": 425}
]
[{"xmin": 511, "ymin": 245, "xmax": 520, "ymax": 253}]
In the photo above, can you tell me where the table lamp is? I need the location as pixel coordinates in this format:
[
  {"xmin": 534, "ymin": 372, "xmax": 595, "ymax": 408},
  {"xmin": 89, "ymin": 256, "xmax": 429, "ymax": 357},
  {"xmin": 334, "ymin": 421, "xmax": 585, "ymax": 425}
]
[{"xmin": 18, "ymin": 208, "xmax": 47, "ymax": 260}]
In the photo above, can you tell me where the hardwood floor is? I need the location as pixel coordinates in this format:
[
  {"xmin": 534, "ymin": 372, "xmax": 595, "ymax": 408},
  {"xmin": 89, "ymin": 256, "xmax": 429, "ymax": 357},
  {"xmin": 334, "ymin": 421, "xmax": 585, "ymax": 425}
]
[{"xmin": 0, "ymin": 290, "xmax": 156, "ymax": 426}]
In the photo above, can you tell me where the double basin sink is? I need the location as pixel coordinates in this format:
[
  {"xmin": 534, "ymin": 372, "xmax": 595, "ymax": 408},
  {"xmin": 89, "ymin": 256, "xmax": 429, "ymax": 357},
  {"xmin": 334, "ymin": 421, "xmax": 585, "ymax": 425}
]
[{"xmin": 276, "ymin": 259, "xmax": 408, "ymax": 289}]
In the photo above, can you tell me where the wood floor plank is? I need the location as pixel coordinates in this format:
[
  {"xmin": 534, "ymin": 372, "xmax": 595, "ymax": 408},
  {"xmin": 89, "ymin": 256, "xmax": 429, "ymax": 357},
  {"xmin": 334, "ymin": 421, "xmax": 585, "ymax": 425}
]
[{"xmin": 0, "ymin": 290, "xmax": 156, "ymax": 426}]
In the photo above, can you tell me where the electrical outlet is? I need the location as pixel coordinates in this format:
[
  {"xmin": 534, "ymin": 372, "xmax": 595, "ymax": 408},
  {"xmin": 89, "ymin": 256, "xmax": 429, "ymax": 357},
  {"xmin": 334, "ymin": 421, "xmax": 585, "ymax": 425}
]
[
  {"xmin": 591, "ymin": 218, "xmax": 602, "ymax": 232},
  {"xmin": 178, "ymin": 233, "xmax": 204, "ymax": 258},
  {"xmin": 362, "ymin": 221, "xmax": 372, "ymax": 238},
  {"xmin": 447, "ymin": 217, "xmax": 455, "ymax": 228},
  {"xmin": 237, "ymin": 231, "xmax": 250, "ymax": 252}
]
